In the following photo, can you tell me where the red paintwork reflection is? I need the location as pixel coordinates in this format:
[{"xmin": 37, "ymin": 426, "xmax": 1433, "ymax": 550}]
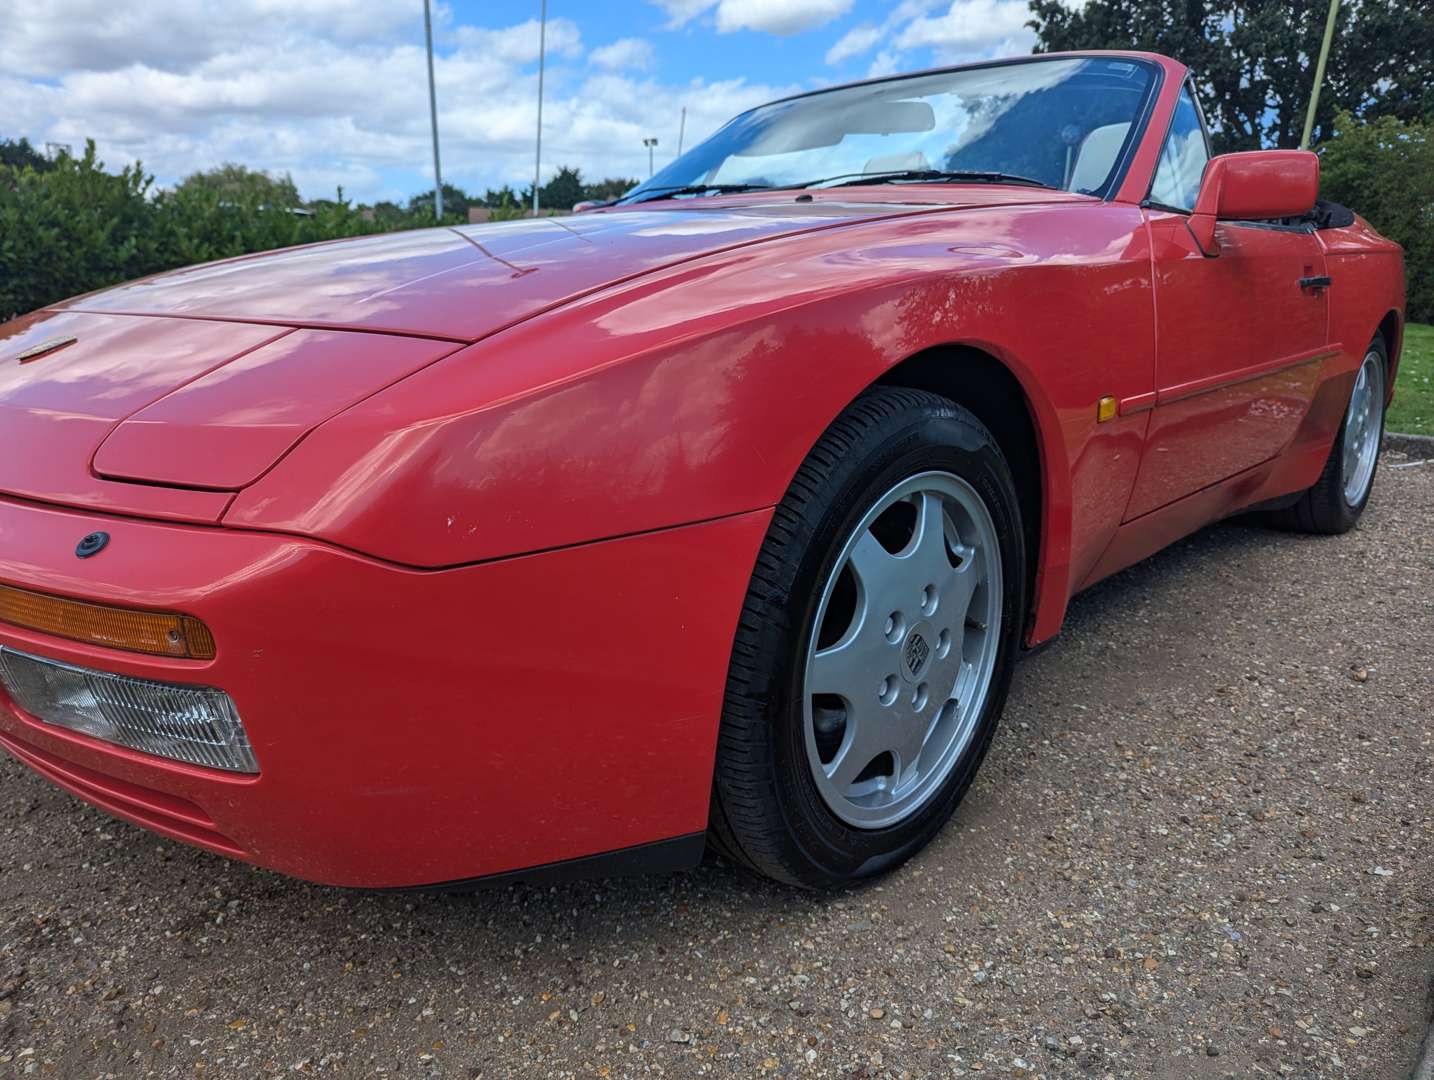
[
  {"xmin": 94, "ymin": 330, "xmax": 460, "ymax": 489},
  {"xmin": 0, "ymin": 311, "xmax": 281, "ymax": 521},
  {"xmin": 226, "ymin": 203, "xmax": 1158, "ymax": 579},
  {"xmin": 50, "ymin": 194, "xmax": 1082, "ymax": 341},
  {"xmin": 1206, "ymin": 150, "xmax": 1321, "ymax": 222},
  {"xmin": 1126, "ymin": 214, "xmax": 1329, "ymax": 518}
]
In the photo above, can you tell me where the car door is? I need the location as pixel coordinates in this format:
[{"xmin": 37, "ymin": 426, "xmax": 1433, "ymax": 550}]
[{"xmin": 1124, "ymin": 85, "xmax": 1330, "ymax": 521}]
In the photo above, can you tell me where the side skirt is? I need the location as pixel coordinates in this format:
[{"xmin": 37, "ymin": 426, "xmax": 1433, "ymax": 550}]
[{"xmin": 1240, "ymin": 491, "xmax": 1304, "ymax": 515}]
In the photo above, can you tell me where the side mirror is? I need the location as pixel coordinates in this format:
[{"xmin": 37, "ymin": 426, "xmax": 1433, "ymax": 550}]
[{"xmin": 1188, "ymin": 150, "xmax": 1319, "ymax": 257}]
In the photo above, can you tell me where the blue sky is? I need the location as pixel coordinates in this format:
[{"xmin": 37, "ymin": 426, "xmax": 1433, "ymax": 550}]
[{"xmin": 3, "ymin": 0, "xmax": 1039, "ymax": 204}]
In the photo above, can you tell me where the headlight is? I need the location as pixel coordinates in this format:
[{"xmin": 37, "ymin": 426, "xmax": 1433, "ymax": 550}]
[{"xmin": 0, "ymin": 647, "xmax": 257, "ymax": 774}]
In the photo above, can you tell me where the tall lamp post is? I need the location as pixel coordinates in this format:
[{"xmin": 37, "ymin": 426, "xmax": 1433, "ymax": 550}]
[
  {"xmin": 643, "ymin": 137, "xmax": 659, "ymax": 178},
  {"xmin": 533, "ymin": 0, "xmax": 547, "ymax": 216},
  {"xmin": 423, "ymin": 0, "xmax": 444, "ymax": 219},
  {"xmin": 1300, "ymin": 0, "xmax": 1341, "ymax": 150}
]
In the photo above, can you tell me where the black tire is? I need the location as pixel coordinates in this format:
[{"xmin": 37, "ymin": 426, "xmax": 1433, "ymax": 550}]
[
  {"xmin": 1268, "ymin": 335, "xmax": 1388, "ymax": 535},
  {"xmin": 708, "ymin": 388, "xmax": 1027, "ymax": 888}
]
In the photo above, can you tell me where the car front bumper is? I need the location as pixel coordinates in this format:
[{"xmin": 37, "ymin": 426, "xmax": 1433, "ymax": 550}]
[{"xmin": 0, "ymin": 496, "xmax": 769, "ymax": 888}]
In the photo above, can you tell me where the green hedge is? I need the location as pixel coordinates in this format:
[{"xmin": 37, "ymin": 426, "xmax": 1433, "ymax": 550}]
[
  {"xmin": 1317, "ymin": 112, "xmax": 1433, "ymax": 324},
  {"xmin": 0, "ymin": 142, "xmax": 459, "ymax": 321}
]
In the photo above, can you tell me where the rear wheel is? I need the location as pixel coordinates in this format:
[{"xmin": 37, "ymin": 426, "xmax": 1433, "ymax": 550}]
[
  {"xmin": 1270, "ymin": 336, "xmax": 1387, "ymax": 534},
  {"xmin": 709, "ymin": 388, "xmax": 1026, "ymax": 888}
]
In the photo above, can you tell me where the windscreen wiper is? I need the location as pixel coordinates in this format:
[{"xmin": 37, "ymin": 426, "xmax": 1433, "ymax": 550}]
[
  {"xmin": 621, "ymin": 183, "xmax": 775, "ymax": 205},
  {"xmin": 806, "ymin": 169, "xmax": 1054, "ymax": 190}
]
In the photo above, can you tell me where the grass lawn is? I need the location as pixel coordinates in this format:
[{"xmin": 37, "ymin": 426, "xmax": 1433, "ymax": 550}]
[{"xmin": 1389, "ymin": 322, "xmax": 1434, "ymax": 436}]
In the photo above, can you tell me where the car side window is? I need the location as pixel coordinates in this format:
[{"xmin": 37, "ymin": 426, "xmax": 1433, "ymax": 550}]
[{"xmin": 1149, "ymin": 86, "xmax": 1210, "ymax": 212}]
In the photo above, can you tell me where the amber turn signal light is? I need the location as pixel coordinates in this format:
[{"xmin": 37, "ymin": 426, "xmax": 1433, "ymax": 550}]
[{"xmin": 0, "ymin": 582, "xmax": 216, "ymax": 660}]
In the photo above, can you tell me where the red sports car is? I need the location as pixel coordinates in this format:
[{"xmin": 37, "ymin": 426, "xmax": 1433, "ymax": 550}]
[{"xmin": 0, "ymin": 52, "xmax": 1405, "ymax": 889}]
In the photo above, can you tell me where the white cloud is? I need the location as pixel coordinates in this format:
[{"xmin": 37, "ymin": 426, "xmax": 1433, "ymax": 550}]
[
  {"xmin": 450, "ymin": 17, "xmax": 583, "ymax": 64},
  {"xmin": 5, "ymin": 2, "xmax": 799, "ymax": 204},
  {"xmin": 894, "ymin": 0, "xmax": 1033, "ymax": 59},
  {"xmin": 0, "ymin": 0, "xmax": 411, "ymax": 78},
  {"xmin": 647, "ymin": 0, "xmax": 719, "ymax": 29},
  {"xmin": 826, "ymin": 24, "xmax": 884, "ymax": 64},
  {"xmin": 867, "ymin": 50, "xmax": 904, "ymax": 77},
  {"xmin": 713, "ymin": 0, "xmax": 854, "ymax": 35},
  {"xmin": 536, "ymin": 72, "xmax": 794, "ymax": 182},
  {"xmin": 589, "ymin": 38, "xmax": 656, "ymax": 71},
  {"xmin": 820, "ymin": 0, "xmax": 1032, "ymax": 75},
  {"xmin": 649, "ymin": 0, "xmax": 853, "ymax": 35}
]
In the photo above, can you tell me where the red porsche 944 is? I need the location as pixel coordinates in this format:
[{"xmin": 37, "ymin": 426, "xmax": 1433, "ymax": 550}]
[{"xmin": 0, "ymin": 52, "xmax": 1405, "ymax": 888}]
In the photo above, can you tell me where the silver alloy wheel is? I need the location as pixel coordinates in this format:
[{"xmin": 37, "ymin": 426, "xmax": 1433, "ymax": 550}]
[
  {"xmin": 1341, "ymin": 348, "xmax": 1385, "ymax": 507},
  {"xmin": 802, "ymin": 471, "xmax": 1002, "ymax": 830}
]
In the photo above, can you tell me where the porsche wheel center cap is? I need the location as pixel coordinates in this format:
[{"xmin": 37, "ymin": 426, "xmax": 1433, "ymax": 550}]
[{"xmin": 901, "ymin": 623, "xmax": 934, "ymax": 682}]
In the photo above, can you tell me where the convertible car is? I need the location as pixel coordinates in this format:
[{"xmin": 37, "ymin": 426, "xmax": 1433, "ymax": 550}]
[{"xmin": 0, "ymin": 52, "xmax": 1404, "ymax": 888}]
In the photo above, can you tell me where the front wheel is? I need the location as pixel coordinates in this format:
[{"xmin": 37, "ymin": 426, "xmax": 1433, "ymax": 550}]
[
  {"xmin": 1271, "ymin": 336, "xmax": 1388, "ymax": 534},
  {"xmin": 708, "ymin": 388, "xmax": 1026, "ymax": 888}
]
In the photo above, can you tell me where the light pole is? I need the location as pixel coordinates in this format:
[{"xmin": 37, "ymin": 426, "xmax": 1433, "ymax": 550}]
[
  {"xmin": 1300, "ymin": 0, "xmax": 1341, "ymax": 150},
  {"xmin": 643, "ymin": 137, "xmax": 658, "ymax": 178},
  {"xmin": 423, "ymin": 0, "xmax": 444, "ymax": 220},
  {"xmin": 533, "ymin": 0, "xmax": 547, "ymax": 216}
]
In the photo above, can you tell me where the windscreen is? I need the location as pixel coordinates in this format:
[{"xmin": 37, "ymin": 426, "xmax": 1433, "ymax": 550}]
[{"xmin": 621, "ymin": 57, "xmax": 1158, "ymax": 201}]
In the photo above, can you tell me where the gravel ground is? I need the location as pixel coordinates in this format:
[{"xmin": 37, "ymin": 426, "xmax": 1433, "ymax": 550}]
[{"xmin": 1, "ymin": 459, "xmax": 1431, "ymax": 1080}]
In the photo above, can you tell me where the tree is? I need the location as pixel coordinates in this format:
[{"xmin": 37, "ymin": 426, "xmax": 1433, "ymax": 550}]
[
  {"xmin": 540, "ymin": 165, "xmax": 586, "ymax": 211},
  {"xmin": 1317, "ymin": 111, "xmax": 1433, "ymax": 322},
  {"xmin": 480, "ymin": 184, "xmax": 521, "ymax": 209},
  {"xmin": 366, "ymin": 200, "xmax": 409, "ymax": 227},
  {"xmin": 583, "ymin": 176, "xmax": 640, "ymax": 202},
  {"xmin": 0, "ymin": 140, "xmax": 160, "ymax": 319},
  {"xmin": 0, "ymin": 137, "xmax": 53, "ymax": 173},
  {"xmin": 2, "ymin": 139, "xmax": 441, "ymax": 320},
  {"xmin": 406, "ymin": 182, "xmax": 472, "ymax": 219},
  {"xmin": 1026, "ymin": 0, "xmax": 1434, "ymax": 151},
  {"xmin": 174, "ymin": 162, "xmax": 301, "ymax": 208}
]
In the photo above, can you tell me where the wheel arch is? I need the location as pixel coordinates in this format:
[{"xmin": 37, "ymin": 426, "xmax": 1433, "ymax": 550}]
[
  {"xmin": 872, "ymin": 343, "xmax": 1059, "ymax": 646},
  {"xmin": 1376, "ymin": 309, "xmax": 1403, "ymax": 393}
]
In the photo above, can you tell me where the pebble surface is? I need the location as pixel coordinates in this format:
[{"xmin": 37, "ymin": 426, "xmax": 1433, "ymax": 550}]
[{"xmin": 0, "ymin": 460, "xmax": 1430, "ymax": 1078}]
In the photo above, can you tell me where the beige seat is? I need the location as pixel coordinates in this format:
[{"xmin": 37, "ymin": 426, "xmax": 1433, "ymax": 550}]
[{"xmin": 1068, "ymin": 122, "xmax": 1131, "ymax": 192}]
